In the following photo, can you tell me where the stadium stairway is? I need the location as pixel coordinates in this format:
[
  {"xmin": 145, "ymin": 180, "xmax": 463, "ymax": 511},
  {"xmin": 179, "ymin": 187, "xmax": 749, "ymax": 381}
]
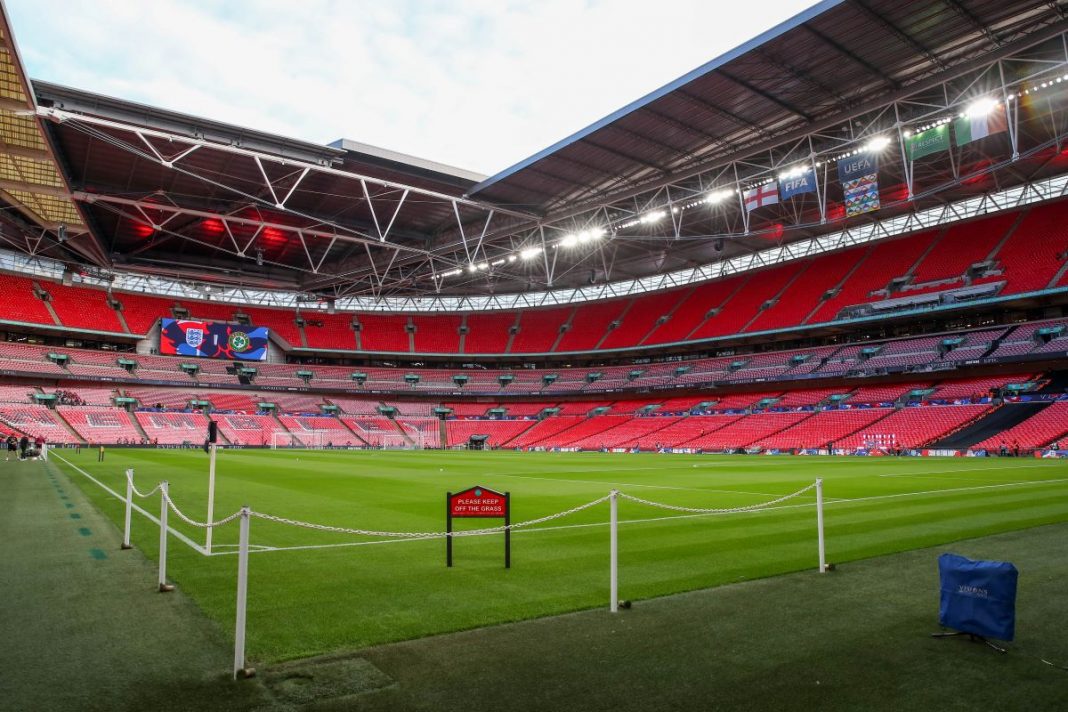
[
  {"xmin": 52, "ymin": 408, "xmax": 88, "ymax": 445},
  {"xmin": 268, "ymin": 411, "xmax": 297, "ymax": 445},
  {"xmin": 391, "ymin": 418, "xmax": 415, "ymax": 446},
  {"xmin": 932, "ymin": 402, "xmax": 1051, "ymax": 449},
  {"xmin": 498, "ymin": 419, "xmax": 540, "ymax": 447},
  {"xmin": 130, "ymin": 414, "xmax": 152, "ymax": 442},
  {"xmin": 337, "ymin": 417, "xmax": 371, "ymax": 447}
]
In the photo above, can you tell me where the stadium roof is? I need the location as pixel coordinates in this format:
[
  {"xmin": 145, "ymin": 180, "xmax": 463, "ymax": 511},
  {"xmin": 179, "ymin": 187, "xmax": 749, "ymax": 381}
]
[{"xmin": 2, "ymin": 1, "xmax": 1068, "ymax": 304}]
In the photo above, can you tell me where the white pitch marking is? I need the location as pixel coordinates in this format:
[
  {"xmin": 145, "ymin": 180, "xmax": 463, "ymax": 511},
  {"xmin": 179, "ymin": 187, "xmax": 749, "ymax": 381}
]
[
  {"xmin": 877, "ymin": 464, "xmax": 1062, "ymax": 478},
  {"xmin": 52, "ymin": 453, "xmax": 208, "ymax": 555},
  {"xmin": 489, "ymin": 471, "xmax": 784, "ymax": 498}
]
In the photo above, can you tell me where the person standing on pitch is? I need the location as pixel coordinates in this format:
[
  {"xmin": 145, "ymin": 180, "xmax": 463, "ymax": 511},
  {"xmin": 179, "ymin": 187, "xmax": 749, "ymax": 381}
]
[
  {"xmin": 5, "ymin": 434, "xmax": 16, "ymax": 461},
  {"xmin": 18, "ymin": 434, "xmax": 29, "ymax": 461},
  {"xmin": 97, "ymin": 443, "xmax": 105, "ymax": 462}
]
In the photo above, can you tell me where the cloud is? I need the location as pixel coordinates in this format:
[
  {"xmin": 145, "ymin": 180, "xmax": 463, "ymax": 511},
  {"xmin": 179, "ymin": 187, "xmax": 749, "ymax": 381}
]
[{"xmin": 8, "ymin": 0, "xmax": 814, "ymax": 176}]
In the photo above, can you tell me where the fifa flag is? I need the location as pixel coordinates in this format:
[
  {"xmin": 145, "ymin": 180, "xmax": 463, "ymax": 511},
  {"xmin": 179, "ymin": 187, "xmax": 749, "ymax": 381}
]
[
  {"xmin": 954, "ymin": 107, "xmax": 1007, "ymax": 146},
  {"xmin": 838, "ymin": 153, "xmax": 880, "ymax": 218},
  {"xmin": 906, "ymin": 125, "xmax": 950, "ymax": 160},
  {"xmin": 744, "ymin": 182, "xmax": 779, "ymax": 211},
  {"xmin": 779, "ymin": 169, "xmax": 816, "ymax": 200}
]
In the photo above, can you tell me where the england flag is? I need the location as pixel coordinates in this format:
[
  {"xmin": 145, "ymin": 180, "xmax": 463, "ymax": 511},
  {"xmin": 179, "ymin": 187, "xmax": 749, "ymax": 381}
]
[{"xmin": 744, "ymin": 182, "xmax": 779, "ymax": 212}]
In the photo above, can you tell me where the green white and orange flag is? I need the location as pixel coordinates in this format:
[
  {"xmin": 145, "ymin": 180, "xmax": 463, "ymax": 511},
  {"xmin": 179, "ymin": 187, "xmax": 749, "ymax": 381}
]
[{"xmin": 953, "ymin": 106, "xmax": 1008, "ymax": 145}]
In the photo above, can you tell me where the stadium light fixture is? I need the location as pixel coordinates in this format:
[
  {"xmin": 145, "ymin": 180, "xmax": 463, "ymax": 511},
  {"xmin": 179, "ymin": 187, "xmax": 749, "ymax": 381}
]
[
  {"xmin": 964, "ymin": 97, "xmax": 998, "ymax": 118},
  {"xmin": 865, "ymin": 136, "xmax": 892, "ymax": 152},
  {"xmin": 467, "ymin": 263, "xmax": 478, "ymax": 273},
  {"xmin": 519, "ymin": 246, "xmax": 542, "ymax": 260},
  {"xmin": 507, "ymin": 254, "xmax": 517, "ymax": 263},
  {"xmin": 706, "ymin": 189, "xmax": 733, "ymax": 204},
  {"xmin": 639, "ymin": 210, "xmax": 666, "ymax": 224},
  {"xmin": 560, "ymin": 234, "xmax": 579, "ymax": 248}
]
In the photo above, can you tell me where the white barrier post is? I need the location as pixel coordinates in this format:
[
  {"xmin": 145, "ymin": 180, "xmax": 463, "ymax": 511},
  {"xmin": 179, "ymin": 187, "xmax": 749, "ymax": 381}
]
[
  {"xmin": 233, "ymin": 506, "xmax": 253, "ymax": 679},
  {"xmin": 610, "ymin": 489, "xmax": 619, "ymax": 613},
  {"xmin": 158, "ymin": 481, "xmax": 175, "ymax": 592},
  {"xmin": 816, "ymin": 478, "xmax": 827, "ymax": 573},
  {"xmin": 206, "ymin": 444, "xmax": 217, "ymax": 554},
  {"xmin": 121, "ymin": 468, "xmax": 133, "ymax": 550}
]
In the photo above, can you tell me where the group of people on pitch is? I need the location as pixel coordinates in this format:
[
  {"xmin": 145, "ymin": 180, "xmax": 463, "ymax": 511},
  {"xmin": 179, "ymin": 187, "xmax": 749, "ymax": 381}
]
[{"xmin": 5, "ymin": 434, "xmax": 44, "ymax": 461}]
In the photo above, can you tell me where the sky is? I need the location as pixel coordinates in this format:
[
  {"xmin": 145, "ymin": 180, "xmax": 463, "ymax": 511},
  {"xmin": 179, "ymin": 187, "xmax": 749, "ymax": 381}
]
[{"xmin": 8, "ymin": 0, "xmax": 816, "ymax": 177}]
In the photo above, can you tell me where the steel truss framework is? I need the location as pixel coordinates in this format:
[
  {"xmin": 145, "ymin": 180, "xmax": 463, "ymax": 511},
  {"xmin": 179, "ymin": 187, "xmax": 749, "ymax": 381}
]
[
  {"xmin": 8, "ymin": 5, "xmax": 1068, "ymax": 311},
  {"xmin": 7, "ymin": 173, "xmax": 1068, "ymax": 313}
]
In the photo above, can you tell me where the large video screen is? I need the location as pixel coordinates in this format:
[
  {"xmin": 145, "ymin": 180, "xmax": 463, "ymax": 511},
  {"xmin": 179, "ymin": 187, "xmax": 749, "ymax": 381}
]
[{"xmin": 159, "ymin": 318, "xmax": 268, "ymax": 361}]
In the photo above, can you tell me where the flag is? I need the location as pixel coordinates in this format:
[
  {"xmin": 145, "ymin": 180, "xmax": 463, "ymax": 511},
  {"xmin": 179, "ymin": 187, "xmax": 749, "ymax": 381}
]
[
  {"xmin": 954, "ymin": 106, "xmax": 1008, "ymax": 145},
  {"xmin": 838, "ymin": 154, "xmax": 879, "ymax": 218},
  {"xmin": 843, "ymin": 175, "xmax": 880, "ymax": 216},
  {"xmin": 779, "ymin": 169, "xmax": 816, "ymax": 200},
  {"xmin": 906, "ymin": 125, "xmax": 950, "ymax": 160},
  {"xmin": 744, "ymin": 182, "xmax": 779, "ymax": 211}
]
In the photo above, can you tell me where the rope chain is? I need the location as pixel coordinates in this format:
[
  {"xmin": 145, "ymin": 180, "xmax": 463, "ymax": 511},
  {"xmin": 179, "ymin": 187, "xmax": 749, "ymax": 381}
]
[
  {"xmin": 616, "ymin": 482, "xmax": 817, "ymax": 514},
  {"xmin": 249, "ymin": 493, "xmax": 614, "ymax": 539},
  {"xmin": 163, "ymin": 493, "xmax": 245, "ymax": 529},
  {"xmin": 128, "ymin": 480, "xmax": 162, "ymax": 499},
  {"xmin": 126, "ymin": 472, "xmax": 816, "ymax": 537}
]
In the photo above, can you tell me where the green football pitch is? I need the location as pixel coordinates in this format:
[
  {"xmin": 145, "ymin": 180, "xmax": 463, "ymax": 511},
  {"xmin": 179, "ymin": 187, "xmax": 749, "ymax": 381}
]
[{"xmin": 50, "ymin": 448, "xmax": 1068, "ymax": 664}]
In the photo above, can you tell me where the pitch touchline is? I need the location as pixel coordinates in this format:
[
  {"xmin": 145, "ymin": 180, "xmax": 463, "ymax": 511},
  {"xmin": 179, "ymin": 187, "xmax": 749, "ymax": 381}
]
[
  {"xmin": 51, "ymin": 454, "xmax": 208, "ymax": 555},
  {"xmin": 210, "ymin": 475, "xmax": 1068, "ymax": 556},
  {"xmin": 489, "ymin": 471, "xmax": 783, "ymax": 497},
  {"xmin": 877, "ymin": 464, "xmax": 1061, "ymax": 478}
]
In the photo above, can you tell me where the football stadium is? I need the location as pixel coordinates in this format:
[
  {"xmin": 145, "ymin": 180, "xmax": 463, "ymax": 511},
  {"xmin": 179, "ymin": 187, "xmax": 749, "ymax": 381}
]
[{"xmin": 3, "ymin": 1, "xmax": 1068, "ymax": 709}]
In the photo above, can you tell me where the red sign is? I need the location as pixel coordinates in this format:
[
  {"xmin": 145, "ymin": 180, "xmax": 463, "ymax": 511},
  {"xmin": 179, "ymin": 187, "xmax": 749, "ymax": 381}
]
[{"xmin": 449, "ymin": 486, "xmax": 508, "ymax": 518}]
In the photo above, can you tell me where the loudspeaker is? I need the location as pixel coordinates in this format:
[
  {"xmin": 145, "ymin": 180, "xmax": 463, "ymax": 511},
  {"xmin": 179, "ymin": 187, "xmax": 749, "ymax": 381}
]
[{"xmin": 207, "ymin": 420, "xmax": 218, "ymax": 444}]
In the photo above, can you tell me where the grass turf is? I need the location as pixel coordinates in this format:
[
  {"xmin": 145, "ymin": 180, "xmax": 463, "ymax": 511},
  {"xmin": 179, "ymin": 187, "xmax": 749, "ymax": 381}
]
[{"xmin": 50, "ymin": 448, "xmax": 1068, "ymax": 666}]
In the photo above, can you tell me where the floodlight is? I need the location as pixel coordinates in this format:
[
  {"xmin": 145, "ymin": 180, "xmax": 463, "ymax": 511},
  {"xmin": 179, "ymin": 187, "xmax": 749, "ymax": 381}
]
[
  {"xmin": 520, "ymin": 247, "xmax": 542, "ymax": 260},
  {"xmin": 639, "ymin": 210, "xmax": 666, "ymax": 224},
  {"xmin": 467, "ymin": 264, "xmax": 477, "ymax": 273},
  {"xmin": 964, "ymin": 97, "xmax": 998, "ymax": 118},
  {"xmin": 706, "ymin": 189, "xmax": 732, "ymax": 204},
  {"xmin": 560, "ymin": 234, "xmax": 579, "ymax": 248},
  {"xmin": 865, "ymin": 136, "xmax": 892, "ymax": 152}
]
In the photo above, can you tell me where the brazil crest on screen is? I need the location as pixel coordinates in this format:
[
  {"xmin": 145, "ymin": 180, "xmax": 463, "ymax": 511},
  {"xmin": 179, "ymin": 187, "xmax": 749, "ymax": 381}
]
[{"xmin": 160, "ymin": 318, "xmax": 269, "ymax": 361}]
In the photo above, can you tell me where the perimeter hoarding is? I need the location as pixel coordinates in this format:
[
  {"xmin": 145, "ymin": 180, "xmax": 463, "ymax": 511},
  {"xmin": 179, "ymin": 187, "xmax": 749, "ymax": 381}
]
[{"xmin": 159, "ymin": 318, "xmax": 269, "ymax": 361}]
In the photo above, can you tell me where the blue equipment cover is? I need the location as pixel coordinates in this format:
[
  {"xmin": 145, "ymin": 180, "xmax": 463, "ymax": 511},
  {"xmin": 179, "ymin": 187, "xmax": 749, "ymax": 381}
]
[{"xmin": 938, "ymin": 553, "xmax": 1018, "ymax": 641}]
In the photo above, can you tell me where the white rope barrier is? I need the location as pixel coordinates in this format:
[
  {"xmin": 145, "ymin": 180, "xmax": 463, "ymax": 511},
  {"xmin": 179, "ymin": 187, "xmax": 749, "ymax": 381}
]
[
  {"xmin": 248, "ymin": 493, "xmax": 614, "ymax": 540},
  {"xmin": 165, "ymin": 495, "xmax": 245, "ymax": 530},
  {"xmin": 616, "ymin": 482, "xmax": 818, "ymax": 514},
  {"xmin": 113, "ymin": 468, "xmax": 827, "ymax": 677}
]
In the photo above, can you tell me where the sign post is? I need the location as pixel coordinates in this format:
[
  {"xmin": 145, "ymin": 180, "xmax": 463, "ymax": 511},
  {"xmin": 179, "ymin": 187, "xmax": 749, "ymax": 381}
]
[{"xmin": 446, "ymin": 485, "xmax": 511, "ymax": 568}]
